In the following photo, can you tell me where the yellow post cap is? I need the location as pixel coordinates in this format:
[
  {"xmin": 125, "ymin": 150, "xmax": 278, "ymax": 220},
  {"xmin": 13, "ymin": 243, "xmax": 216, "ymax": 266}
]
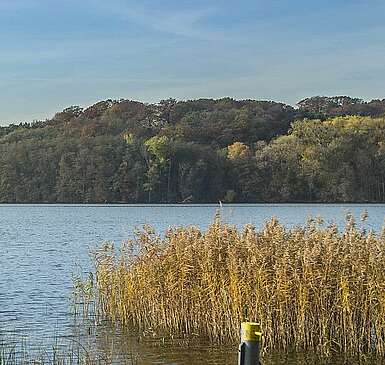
[{"xmin": 241, "ymin": 322, "xmax": 262, "ymax": 342}]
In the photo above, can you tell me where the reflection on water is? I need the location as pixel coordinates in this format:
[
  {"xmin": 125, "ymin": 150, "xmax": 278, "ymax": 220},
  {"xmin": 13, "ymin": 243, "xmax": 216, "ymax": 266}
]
[
  {"xmin": 93, "ymin": 326, "xmax": 237, "ymax": 365},
  {"xmin": 75, "ymin": 324, "xmax": 385, "ymax": 365},
  {"xmin": 64, "ymin": 319, "xmax": 383, "ymax": 365}
]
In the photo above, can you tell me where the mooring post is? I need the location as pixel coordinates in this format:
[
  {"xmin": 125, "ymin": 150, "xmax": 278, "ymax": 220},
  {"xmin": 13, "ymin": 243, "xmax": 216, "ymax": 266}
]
[{"xmin": 238, "ymin": 322, "xmax": 262, "ymax": 365}]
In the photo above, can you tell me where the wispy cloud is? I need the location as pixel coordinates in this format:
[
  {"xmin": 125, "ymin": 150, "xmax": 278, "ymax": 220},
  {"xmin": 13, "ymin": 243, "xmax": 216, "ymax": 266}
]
[{"xmin": 90, "ymin": 0, "xmax": 230, "ymax": 42}]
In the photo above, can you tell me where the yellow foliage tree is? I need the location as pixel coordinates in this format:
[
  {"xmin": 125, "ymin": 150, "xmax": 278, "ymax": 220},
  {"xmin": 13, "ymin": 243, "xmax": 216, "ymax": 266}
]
[{"xmin": 227, "ymin": 142, "xmax": 251, "ymax": 160}]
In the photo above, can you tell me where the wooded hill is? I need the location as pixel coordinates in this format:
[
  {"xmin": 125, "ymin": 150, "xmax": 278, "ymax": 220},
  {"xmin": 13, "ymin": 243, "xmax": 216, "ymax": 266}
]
[{"xmin": 1, "ymin": 96, "xmax": 385, "ymax": 203}]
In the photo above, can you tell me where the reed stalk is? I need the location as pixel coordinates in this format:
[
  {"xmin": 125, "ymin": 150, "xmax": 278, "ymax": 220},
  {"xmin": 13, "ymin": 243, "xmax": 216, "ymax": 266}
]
[{"xmin": 89, "ymin": 216, "xmax": 385, "ymax": 358}]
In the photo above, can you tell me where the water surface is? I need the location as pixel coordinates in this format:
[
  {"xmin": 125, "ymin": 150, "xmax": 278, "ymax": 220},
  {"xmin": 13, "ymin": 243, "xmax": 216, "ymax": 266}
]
[{"xmin": 0, "ymin": 204, "xmax": 384, "ymax": 363}]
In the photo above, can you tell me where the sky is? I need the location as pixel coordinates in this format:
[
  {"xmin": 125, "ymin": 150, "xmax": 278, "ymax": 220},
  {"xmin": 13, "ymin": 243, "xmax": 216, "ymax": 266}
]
[{"xmin": 1, "ymin": 0, "xmax": 385, "ymax": 125}]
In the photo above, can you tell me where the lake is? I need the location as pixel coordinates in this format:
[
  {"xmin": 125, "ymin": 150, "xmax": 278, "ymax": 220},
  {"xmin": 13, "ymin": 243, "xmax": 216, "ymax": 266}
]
[{"xmin": 1, "ymin": 203, "xmax": 384, "ymax": 364}]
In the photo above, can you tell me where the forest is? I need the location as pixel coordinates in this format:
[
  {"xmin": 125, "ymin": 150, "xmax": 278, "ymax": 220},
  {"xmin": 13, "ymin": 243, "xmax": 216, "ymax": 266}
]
[{"xmin": 1, "ymin": 95, "xmax": 385, "ymax": 203}]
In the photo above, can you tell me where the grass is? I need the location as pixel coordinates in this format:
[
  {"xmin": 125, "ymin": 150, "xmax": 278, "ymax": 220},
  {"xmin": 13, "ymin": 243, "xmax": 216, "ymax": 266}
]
[
  {"xmin": 87, "ymin": 213, "xmax": 385, "ymax": 359},
  {"xmin": 0, "ymin": 333, "xmax": 135, "ymax": 365},
  {"xmin": 0, "ymin": 339, "xmax": 94, "ymax": 365}
]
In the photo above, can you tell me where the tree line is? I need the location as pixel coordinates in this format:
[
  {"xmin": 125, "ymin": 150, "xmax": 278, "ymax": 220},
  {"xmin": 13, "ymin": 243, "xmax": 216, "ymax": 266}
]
[{"xmin": 1, "ymin": 96, "xmax": 385, "ymax": 203}]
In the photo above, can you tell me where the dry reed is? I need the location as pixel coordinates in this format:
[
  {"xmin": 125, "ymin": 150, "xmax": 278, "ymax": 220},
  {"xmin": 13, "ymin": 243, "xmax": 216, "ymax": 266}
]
[{"xmin": 89, "ymin": 215, "xmax": 385, "ymax": 358}]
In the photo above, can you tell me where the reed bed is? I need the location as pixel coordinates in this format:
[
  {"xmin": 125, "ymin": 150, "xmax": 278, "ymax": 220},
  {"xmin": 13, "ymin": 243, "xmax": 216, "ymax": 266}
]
[{"xmin": 89, "ymin": 215, "xmax": 385, "ymax": 358}]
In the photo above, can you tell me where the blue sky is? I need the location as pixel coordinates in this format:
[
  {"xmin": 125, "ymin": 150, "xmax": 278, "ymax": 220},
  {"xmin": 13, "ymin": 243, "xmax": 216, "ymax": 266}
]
[{"xmin": 1, "ymin": 0, "xmax": 385, "ymax": 124}]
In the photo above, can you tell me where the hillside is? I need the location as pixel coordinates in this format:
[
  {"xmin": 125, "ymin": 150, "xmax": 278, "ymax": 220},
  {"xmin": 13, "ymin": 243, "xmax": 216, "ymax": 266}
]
[{"xmin": 1, "ymin": 96, "xmax": 385, "ymax": 203}]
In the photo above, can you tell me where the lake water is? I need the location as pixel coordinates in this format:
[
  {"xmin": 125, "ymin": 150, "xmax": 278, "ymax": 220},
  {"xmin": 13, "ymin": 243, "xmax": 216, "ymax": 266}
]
[{"xmin": 1, "ymin": 204, "xmax": 385, "ymax": 364}]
